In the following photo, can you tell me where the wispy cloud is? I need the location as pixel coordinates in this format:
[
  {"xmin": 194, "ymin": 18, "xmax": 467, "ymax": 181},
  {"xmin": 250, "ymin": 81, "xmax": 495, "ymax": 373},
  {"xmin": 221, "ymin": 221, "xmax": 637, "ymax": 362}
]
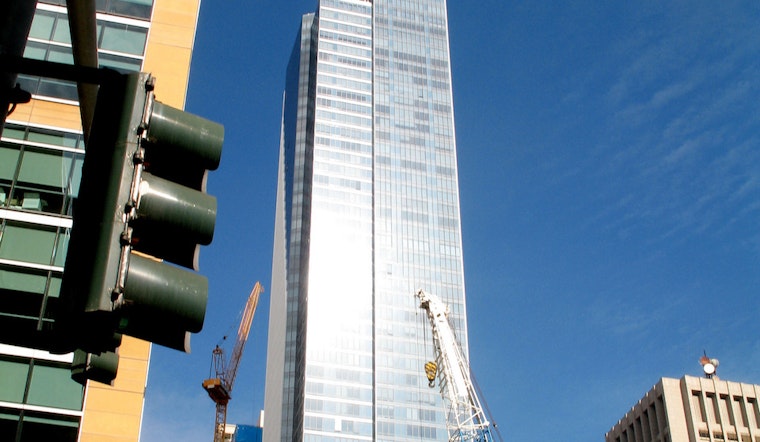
[
  {"xmin": 564, "ymin": 3, "xmax": 760, "ymax": 249},
  {"xmin": 586, "ymin": 294, "xmax": 684, "ymax": 337}
]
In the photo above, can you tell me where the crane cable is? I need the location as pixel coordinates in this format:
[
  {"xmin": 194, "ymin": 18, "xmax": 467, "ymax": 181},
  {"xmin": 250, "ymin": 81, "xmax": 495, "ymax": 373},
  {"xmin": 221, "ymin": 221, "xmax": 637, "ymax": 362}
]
[
  {"xmin": 208, "ymin": 291, "xmax": 250, "ymax": 379},
  {"xmin": 415, "ymin": 289, "xmax": 430, "ymax": 442},
  {"xmin": 207, "ymin": 350, "xmax": 215, "ymax": 379},
  {"xmin": 217, "ymin": 301, "xmax": 246, "ymax": 347},
  {"xmin": 418, "ymin": 292, "xmax": 436, "ymax": 387},
  {"xmin": 470, "ymin": 368, "xmax": 504, "ymax": 442}
]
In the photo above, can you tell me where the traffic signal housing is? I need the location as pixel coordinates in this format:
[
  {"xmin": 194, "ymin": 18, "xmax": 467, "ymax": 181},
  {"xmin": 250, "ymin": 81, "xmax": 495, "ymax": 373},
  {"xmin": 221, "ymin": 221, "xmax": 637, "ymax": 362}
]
[{"xmin": 56, "ymin": 72, "xmax": 223, "ymax": 381}]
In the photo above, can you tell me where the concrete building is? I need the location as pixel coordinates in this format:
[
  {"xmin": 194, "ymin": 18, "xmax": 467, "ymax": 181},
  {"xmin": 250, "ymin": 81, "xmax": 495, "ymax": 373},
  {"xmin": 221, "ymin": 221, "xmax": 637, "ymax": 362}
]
[
  {"xmin": 607, "ymin": 375, "xmax": 760, "ymax": 442},
  {"xmin": 0, "ymin": 0, "xmax": 201, "ymax": 439},
  {"xmin": 263, "ymin": 0, "xmax": 467, "ymax": 440}
]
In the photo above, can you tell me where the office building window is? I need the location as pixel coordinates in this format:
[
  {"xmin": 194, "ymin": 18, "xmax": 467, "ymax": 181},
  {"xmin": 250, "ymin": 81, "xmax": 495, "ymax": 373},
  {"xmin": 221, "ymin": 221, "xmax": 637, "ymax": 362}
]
[
  {"xmin": 97, "ymin": 0, "xmax": 154, "ymax": 19},
  {"xmin": 0, "ymin": 124, "xmax": 83, "ymax": 217},
  {"xmin": 18, "ymin": 4, "xmax": 148, "ymax": 101},
  {"xmin": 0, "ymin": 124, "xmax": 78, "ymax": 338},
  {"xmin": 0, "ymin": 407, "xmax": 79, "ymax": 441},
  {"xmin": 0, "ymin": 224, "xmax": 67, "ymax": 267},
  {"xmin": 28, "ymin": 10, "xmax": 71, "ymax": 44},
  {"xmin": 39, "ymin": 0, "xmax": 154, "ymax": 20},
  {"xmin": 0, "ymin": 265, "xmax": 62, "ymax": 301},
  {"xmin": 0, "ymin": 224, "xmax": 67, "ymax": 332},
  {"xmin": 97, "ymin": 20, "xmax": 148, "ymax": 55},
  {"xmin": 0, "ymin": 356, "xmax": 83, "ymax": 410}
]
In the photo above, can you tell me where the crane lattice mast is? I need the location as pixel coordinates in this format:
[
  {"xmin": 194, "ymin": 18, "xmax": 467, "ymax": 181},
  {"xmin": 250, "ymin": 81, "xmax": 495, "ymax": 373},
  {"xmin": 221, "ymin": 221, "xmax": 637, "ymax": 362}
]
[
  {"xmin": 203, "ymin": 282, "xmax": 263, "ymax": 442},
  {"xmin": 417, "ymin": 289, "xmax": 497, "ymax": 442}
]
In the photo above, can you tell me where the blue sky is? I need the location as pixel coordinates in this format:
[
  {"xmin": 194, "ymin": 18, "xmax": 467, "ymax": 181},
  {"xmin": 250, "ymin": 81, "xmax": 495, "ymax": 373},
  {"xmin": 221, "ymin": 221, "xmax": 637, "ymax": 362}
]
[{"xmin": 141, "ymin": 2, "xmax": 760, "ymax": 441}]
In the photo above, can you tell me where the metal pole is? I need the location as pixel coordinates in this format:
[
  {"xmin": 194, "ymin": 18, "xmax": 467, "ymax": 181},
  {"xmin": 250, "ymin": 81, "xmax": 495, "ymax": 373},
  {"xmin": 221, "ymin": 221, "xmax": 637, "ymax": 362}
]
[{"xmin": 67, "ymin": 0, "xmax": 99, "ymax": 142}]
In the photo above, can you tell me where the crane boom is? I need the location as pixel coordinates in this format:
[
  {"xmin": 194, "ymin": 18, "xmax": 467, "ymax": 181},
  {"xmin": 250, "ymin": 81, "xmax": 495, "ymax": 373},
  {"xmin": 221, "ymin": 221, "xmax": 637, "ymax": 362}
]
[
  {"xmin": 226, "ymin": 283, "xmax": 260, "ymax": 388},
  {"xmin": 203, "ymin": 282, "xmax": 263, "ymax": 442},
  {"xmin": 417, "ymin": 289, "xmax": 496, "ymax": 442}
]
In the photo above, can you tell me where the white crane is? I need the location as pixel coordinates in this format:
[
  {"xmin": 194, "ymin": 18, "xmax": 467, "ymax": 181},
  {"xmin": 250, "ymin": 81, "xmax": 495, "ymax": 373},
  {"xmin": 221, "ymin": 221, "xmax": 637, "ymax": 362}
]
[{"xmin": 417, "ymin": 289, "xmax": 499, "ymax": 442}]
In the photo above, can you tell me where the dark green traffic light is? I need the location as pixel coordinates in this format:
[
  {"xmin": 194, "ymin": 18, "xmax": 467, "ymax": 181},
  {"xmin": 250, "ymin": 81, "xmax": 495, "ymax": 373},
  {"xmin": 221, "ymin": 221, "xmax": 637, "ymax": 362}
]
[{"xmin": 56, "ymin": 71, "xmax": 223, "ymax": 383}]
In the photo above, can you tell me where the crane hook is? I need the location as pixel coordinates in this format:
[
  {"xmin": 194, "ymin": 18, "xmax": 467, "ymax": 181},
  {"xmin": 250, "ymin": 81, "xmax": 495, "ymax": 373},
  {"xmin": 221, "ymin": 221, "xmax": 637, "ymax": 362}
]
[{"xmin": 424, "ymin": 361, "xmax": 437, "ymax": 388}]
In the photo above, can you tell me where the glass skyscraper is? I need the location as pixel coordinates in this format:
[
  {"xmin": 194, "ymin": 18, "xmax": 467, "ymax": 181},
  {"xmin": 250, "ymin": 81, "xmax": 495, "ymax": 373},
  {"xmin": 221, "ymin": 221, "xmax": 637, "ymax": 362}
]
[{"xmin": 263, "ymin": 0, "xmax": 468, "ymax": 441}]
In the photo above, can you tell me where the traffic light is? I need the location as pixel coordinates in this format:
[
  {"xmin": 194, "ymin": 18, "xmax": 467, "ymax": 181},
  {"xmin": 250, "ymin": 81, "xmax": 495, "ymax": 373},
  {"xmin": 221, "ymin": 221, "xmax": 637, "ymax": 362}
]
[
  {"xmin": 71, "ymin": 347, "xmax": 120, "ymax": 386},
  {"xmin": 55, "ymin": 71, "xmax": 222, "ymax": 380}
]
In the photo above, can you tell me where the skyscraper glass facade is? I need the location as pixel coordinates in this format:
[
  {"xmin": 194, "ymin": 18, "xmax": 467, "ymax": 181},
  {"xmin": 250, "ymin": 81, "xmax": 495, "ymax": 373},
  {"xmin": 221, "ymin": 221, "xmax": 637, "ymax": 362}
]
[{"xmin": 264, "ymin": 0, "xmax": 467, "ymax": 440}]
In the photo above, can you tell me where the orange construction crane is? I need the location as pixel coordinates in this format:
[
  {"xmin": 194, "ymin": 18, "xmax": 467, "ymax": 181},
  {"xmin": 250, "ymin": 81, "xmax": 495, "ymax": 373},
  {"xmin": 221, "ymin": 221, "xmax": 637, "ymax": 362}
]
[{"xmin": 202, "ymin": 282, "xmax": 263, "ymax": 442}]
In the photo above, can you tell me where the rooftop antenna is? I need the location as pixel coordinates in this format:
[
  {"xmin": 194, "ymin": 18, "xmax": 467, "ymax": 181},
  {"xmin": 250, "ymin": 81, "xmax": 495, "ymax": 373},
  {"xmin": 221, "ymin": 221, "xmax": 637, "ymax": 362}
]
[{"xmin": 699, "ymin": 351, "xmax": 719, "ymax": 379}]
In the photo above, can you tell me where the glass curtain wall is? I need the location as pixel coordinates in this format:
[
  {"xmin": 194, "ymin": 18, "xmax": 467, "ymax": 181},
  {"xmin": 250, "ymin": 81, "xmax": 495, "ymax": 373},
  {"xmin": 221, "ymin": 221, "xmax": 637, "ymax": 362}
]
[
  {"xmin": 278, "ymin": 12, "xmax": 318, "ymax": 442},
  {"xmin": 0, "ymin": 349, "xmax": 84, "ymax": 440},
  {"xmin": 271, "ymin": 0, "xmax": 465, "ymax": 440},
  {"xmin": 303, "ymin": 0, "xmax": 375, "ymax": 438},
  {"xmin": 372, "ymin": 0, "xmax": 465, "ymax": 440},
  {"xmin": 18, "ymin": 1, "xmax": 150, "ymax": 102},
  {"xmin": 279, "ymin": 1, "xmax": 376, "ymax": 440},
  {"xmin": 0, "ymin": 123, "xmax": 83, "ymax": 348}
]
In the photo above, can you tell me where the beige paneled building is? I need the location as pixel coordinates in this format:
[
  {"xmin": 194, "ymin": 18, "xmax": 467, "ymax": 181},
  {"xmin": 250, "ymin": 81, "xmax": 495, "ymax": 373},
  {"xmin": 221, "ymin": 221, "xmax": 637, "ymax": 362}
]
[
  {"xmin": 0, "ymin": 0, "xmax": 200, "ymax": 439},
  {"xmin": 607, "ymin": 375, "xmax": 760, "ymax": 442}
]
